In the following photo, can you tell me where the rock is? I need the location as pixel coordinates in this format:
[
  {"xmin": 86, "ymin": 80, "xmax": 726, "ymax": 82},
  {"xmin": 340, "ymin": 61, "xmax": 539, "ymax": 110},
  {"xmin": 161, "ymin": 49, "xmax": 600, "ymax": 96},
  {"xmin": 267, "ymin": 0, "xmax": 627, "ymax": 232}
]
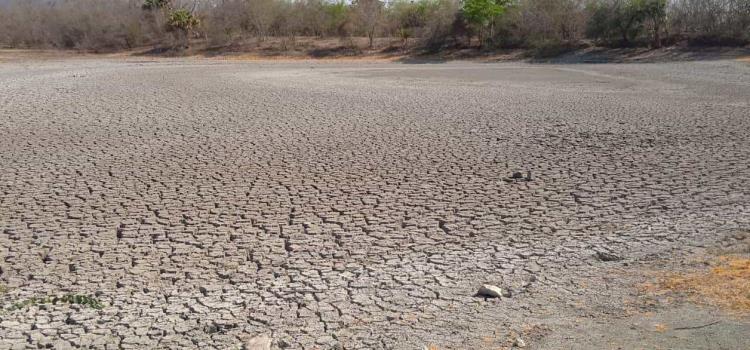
[
  {"xmin": 245, "ymin": 334, "xmax": 272, "ymax": 350},
  {"xmin": 514, "ymin": 337, "xmax": 526, "ymax": 348},
  {"xmin": 596, "ymin": 251, "xmax": 622, "ymax": 262},
  {"xmin": 511, "ymin": 172, "xmax": 524, "ymax": 179},
  {"xmin": 477, "ymin": 284, "xmax": 504, "ymax": 298}
]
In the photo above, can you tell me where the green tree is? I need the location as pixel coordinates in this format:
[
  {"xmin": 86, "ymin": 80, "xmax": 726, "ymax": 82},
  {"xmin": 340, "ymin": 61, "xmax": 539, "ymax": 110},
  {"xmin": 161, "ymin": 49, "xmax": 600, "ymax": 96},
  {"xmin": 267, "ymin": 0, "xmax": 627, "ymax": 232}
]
[{"xmin": 462, "ymin": 0, "xmax": 511, "ymax": 47}]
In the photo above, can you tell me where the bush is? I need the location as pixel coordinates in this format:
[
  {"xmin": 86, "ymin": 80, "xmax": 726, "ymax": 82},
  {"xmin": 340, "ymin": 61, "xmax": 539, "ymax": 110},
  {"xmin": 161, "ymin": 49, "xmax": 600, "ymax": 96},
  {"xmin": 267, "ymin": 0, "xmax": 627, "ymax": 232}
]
[{"xmin": 527, "ymin": 38, "xmax": 580, "ymax": 58}]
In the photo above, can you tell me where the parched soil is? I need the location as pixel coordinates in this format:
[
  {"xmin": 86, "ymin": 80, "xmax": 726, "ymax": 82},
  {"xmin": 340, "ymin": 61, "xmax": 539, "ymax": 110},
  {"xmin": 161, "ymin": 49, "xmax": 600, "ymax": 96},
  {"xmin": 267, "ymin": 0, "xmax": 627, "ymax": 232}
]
[{"xmin": 0, "ymin": 55, "xmax": 749, "ymax": 349}]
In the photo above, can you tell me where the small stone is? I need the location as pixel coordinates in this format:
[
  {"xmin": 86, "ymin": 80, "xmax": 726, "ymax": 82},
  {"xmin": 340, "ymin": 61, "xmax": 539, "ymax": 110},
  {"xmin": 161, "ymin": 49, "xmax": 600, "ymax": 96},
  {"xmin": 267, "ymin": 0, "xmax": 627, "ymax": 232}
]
[
  {"xmin": 514, "ymin": 337, "xmax": 526, "ymax": 348},
  {"xmin": 477, "ymin": 284, "xmax": 504, "ymax": 298},
  {"xmin": 511, "ymin": 172, "xmax": 524, "ymax": 179}
]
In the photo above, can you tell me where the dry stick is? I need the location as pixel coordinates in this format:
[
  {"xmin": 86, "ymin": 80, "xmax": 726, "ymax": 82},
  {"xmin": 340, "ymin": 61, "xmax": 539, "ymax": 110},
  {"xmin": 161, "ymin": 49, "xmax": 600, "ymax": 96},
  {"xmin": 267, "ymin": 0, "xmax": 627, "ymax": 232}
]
[{"xmin": 673, "ymin": 320, "xmax": 720, "ymax": 331}]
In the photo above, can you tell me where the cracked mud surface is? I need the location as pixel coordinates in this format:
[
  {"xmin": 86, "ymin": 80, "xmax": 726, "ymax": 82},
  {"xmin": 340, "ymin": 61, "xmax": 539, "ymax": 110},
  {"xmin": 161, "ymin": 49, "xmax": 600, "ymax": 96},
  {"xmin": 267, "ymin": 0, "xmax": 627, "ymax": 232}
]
[{"xmin": 1, "ymin": 57, "xmax": 749, "ymax": 349}]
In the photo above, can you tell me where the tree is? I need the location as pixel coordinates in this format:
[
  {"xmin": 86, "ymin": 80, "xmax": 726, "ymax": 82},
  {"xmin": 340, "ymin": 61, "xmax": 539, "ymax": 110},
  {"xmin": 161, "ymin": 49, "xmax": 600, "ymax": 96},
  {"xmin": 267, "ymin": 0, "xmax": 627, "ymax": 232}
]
[
  {"xmin": 389, "ymin": 0, "xmax": 430, "ymax": 48},
  {"xmin": 586, "ymin": 0, "xmax": 641, "ymax": 45},
  {"xmin": 462, "ymin": 0, "xmax": 510, "ymax": 47},
  {"xmin": 586, "ymin": 0, "xmax": 666, "ymax": 47},
  {"xmin": 353, "ymin": 0, "xmax": 384, "ymax": 48},
  {"xmin": 633, "ymin": 0, "xmax": 666, "ymax": 47},
  {"xmin": 246, "ymin": 0, "xmax": 279, "ymax": 42},
  {"xmin": 323, "ymin": 1, "xmax": 351, "ymax": 38}
]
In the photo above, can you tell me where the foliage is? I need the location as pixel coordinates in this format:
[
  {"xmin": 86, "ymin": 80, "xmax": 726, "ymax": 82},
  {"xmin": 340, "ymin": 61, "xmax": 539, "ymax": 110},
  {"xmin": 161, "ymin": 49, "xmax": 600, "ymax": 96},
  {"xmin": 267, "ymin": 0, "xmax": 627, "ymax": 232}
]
[{"xmin": 167, "ymin": 9, "xmax": 200, "ymax": 33}]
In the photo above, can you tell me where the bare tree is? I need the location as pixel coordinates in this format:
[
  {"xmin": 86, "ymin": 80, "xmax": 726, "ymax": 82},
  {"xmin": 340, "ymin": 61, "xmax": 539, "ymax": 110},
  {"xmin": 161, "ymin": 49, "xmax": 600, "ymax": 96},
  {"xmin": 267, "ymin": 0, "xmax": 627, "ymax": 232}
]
[
  {"xmin": 353, "ymin": 0, "xmax": 383, "ymax": 48},
  {"xmin": 246, "ymin": 0, "xmax": 278, "ymax": 42}
]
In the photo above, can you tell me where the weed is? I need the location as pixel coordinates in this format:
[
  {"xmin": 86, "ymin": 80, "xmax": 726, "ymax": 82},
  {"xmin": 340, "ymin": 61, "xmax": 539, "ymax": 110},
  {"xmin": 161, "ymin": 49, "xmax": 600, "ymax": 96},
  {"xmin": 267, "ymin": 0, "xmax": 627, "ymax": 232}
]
[
  {"xmin": 2, "ymin": 294, "xmax": 104, "ymax": 313},
  {"xmin": 647, "ymin": 256, "xmax": 750, "ymax": 313}
]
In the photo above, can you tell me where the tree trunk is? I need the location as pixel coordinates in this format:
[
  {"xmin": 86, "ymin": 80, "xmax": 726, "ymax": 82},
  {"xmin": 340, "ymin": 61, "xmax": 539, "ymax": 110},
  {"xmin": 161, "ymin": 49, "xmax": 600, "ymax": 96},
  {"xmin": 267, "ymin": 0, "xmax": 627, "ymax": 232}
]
[{"xmin": 653, "ymin": 22, "xmax": 661, "ymax": 48}]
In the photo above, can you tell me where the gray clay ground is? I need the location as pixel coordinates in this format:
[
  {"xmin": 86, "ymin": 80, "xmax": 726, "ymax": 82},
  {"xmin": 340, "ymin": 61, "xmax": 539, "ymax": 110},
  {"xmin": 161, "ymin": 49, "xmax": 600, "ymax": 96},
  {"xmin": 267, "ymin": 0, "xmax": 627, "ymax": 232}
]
[{"xmin": 1, "ymin": 56, "xmax": 749, "ymax": 349}]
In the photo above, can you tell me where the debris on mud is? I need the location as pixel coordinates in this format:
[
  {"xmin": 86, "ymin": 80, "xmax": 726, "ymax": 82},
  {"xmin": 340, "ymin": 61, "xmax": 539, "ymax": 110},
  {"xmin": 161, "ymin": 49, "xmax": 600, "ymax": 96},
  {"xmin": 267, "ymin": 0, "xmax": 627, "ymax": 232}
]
[
  {"xmin": 508, "ymin": 170, "xmax": 533, "ymax": 182},
  {"xmin": 596, "ymin": 251, "xmax": 623, "ymax": 262}
]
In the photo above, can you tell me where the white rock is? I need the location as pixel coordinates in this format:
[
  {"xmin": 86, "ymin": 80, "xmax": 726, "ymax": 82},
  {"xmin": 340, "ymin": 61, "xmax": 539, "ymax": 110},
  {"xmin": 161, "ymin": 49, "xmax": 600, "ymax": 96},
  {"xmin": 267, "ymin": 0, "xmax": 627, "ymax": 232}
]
[
  {"xmin": 245, "ymin": 334, "xmax": 272, "ymax": 350},
  {"xmin": 477, "ymin": 284, "xmax": 504, "ymax": 298}
]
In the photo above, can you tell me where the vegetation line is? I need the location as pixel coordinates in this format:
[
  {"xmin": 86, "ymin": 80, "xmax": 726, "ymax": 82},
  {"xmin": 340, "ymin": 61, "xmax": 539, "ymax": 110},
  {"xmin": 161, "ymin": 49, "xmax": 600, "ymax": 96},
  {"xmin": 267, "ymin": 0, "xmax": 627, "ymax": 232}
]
[{"xmin": 0, "ymin": 0, "xmax": 747, "ymax": 56}]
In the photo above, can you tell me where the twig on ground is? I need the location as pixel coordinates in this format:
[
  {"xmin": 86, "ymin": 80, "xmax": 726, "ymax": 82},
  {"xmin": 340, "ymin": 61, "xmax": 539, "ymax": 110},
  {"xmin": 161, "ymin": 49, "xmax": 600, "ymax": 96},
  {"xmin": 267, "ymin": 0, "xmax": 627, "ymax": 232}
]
[{"xmin": 673, "ymin": 321, "xmax": 720, "ymax": 330}]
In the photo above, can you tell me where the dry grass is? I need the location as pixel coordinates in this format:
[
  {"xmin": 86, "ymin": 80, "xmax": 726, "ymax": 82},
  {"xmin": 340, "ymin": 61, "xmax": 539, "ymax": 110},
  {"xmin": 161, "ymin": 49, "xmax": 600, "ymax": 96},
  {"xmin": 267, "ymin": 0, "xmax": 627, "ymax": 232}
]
[{"xmin": 645, "ymin": 256, "xmax": 750, "ymax": 313}]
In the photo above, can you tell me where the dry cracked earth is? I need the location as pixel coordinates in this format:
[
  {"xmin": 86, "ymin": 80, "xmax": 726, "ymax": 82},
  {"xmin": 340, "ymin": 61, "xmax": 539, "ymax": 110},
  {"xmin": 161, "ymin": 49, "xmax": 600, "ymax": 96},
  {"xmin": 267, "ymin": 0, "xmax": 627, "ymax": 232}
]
[{"xmin": 1, "ymin": 56, "xmax": 749, "ymax": 349}]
